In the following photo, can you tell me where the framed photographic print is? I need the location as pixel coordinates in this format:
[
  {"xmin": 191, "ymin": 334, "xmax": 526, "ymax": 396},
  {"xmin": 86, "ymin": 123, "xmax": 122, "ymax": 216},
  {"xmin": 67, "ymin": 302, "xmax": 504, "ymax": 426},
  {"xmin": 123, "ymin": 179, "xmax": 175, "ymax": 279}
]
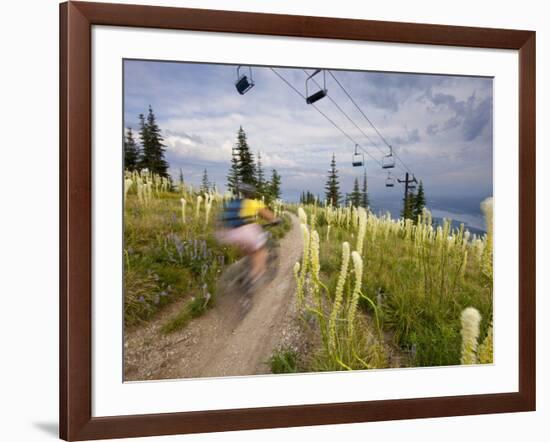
[{"xmin": 60, "ymin": 1, "xmax": 536, "ymax": 440}]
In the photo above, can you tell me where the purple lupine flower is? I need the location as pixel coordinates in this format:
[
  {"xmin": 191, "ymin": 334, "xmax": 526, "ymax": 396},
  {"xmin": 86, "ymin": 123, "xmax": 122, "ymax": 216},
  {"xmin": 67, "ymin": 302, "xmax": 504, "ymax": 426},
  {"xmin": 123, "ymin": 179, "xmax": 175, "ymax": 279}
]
[
  {"xmin": 174, "ymin": 238, "xmax": 184, "ymax": 258},
  {"xmin": 181, "ymin": 241, "xmax": 188, "ymax": 257}
]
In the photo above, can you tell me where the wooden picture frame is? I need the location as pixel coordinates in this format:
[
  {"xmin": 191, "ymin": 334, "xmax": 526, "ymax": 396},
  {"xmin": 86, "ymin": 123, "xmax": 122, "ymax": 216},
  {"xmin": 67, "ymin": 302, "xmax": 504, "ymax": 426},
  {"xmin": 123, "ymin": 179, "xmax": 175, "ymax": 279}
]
[{"xmin": 59, "ymin": 1, "xmax": 536, "ymax": 440}]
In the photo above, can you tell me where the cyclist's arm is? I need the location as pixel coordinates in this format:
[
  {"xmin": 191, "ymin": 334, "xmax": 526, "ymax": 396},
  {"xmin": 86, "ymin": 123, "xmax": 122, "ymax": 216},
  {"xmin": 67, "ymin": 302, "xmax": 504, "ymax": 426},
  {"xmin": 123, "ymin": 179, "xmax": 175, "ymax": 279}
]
[{"xmin": 258, "ymin": 207, "xmax": 277, "ymax": 223}]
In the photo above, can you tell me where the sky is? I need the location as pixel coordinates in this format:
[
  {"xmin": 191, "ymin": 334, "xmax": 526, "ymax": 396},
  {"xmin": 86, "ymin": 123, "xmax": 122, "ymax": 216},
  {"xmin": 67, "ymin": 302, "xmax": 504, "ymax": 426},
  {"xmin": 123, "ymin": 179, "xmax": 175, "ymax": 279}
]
[{"xmin": 124, "ymin": 60, "xmax": 493, "ymax": 230}]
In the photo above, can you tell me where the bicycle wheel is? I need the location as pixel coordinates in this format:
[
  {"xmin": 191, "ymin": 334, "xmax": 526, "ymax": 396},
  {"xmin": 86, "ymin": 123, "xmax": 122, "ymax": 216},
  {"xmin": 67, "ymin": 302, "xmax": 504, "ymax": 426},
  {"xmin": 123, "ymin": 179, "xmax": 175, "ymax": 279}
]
[{"xmin": 264, "ymin": 240, "xmax": 279, "ymax": 282}]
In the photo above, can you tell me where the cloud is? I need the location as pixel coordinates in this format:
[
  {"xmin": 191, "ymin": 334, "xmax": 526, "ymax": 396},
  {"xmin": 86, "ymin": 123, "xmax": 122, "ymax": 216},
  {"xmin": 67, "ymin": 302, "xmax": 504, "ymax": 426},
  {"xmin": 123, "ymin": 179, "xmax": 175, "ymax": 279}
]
[
  {"xmin": 390, "ymin": 128, "xmax": 421, "ymax": 146},
  {"xmin": 421, "ymin": 89, "xmax": 493, "ymax": 142},
  {"xmin": 462, "ymin": 97, "xmax": 492, "ymax": 141},
  {"xmin": 340, "ymin": 71, "xmax": 450, "ymax": 112},
  {"xmin": 124, "ymin": 60, "xmax": 493, "ymax": 211},
  {"xmin": 426, "ymin": 123, "xmax": 439, "ymax": 136}
]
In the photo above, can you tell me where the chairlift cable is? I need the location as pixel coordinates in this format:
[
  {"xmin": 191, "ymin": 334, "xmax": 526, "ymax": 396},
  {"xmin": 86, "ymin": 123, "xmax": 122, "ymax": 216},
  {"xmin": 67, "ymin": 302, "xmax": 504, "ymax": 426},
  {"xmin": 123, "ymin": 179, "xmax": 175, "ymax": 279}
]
[
  {"xmin": 303, "ymin": 70, "xmax": 388, "ymax": 157},
  {"xmin": 270, "ymin": 68, "xmax": 384, "ymax": 168},
  {"xmin": 302, "ymin": 69, "xmax": 408, "ymax": 174},
  {"xmin": 328, "ymin": 69, "xmax": 413, "ymax": 174},
  {"xmin": 327, "ymin": 70, "xmax": 415, "ymax": 175}
]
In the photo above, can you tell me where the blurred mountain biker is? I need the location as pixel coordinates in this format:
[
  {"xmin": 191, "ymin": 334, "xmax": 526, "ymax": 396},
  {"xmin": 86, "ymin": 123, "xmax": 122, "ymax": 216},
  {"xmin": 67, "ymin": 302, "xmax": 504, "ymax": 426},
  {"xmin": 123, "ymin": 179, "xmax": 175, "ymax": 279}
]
[{"xmin": 217, "ymin": 183, "xmax": 280, "ymax": 288}]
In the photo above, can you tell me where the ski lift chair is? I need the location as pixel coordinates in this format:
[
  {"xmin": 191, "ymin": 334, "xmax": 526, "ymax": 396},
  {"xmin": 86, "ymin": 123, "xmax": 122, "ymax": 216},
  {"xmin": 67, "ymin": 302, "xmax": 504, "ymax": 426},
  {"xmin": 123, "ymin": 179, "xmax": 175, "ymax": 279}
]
[
  {"xmin": 352, "ymin": 144, "xmax": 364, "ymax": 167},
  {"xmin": 305, "ymin": 69, "xmax": 327, "ymax": 104},
  {"xmin": 235, "ymin": 66, "xmax": 255, "ymax": 95},
  {"xmin": 382, "ymin": 146, "xmax": 396, "ymax": 169},
  {"xmin": 385, "ymin": 172, "xmax": 395, "ymax": 187}
]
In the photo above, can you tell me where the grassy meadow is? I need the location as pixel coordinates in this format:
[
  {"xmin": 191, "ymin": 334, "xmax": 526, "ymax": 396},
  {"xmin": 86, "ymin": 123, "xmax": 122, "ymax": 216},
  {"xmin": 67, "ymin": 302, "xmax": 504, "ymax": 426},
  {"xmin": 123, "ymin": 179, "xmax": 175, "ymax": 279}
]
[
  {"xmin": 123, "ymin": 170, "xmax": 289, "ymax": 332},
  {"xmin": 123, "ymin": 170, "xmax": 493, "ymax": 374},
  {"xmin": 280, "ymin": 201, "xmax": 493, "ymax": 373}
]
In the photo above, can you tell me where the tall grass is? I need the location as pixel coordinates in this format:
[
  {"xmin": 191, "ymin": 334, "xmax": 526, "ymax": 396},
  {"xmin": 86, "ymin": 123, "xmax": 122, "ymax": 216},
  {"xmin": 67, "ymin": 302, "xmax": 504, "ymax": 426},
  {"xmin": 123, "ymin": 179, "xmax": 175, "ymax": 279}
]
[
  {"xmin": 293, "ymin": 208, "xmax": 387, "ymax": 371},
  {"xmin": 294, "ymin": 199, "xmax": 493, "ymax": 368},
  {"xmin": 124, "ymin": 171, "xmax": 239, "ymax": 327},
  {"xmin": 459, "ymin": 306, "xmax": 493, "ymax": 365},
  {"xmin": 124, "ymin": 170, "xmax": 290, "ymax": 330}
]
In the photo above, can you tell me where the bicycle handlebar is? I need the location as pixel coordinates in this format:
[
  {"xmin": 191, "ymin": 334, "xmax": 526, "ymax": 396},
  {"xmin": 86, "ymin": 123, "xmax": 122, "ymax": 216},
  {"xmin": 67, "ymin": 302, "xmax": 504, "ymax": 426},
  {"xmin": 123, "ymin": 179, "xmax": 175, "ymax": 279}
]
[{"xmin": 262, "ymin": 219, "xmax": 282, "ymax": 228}]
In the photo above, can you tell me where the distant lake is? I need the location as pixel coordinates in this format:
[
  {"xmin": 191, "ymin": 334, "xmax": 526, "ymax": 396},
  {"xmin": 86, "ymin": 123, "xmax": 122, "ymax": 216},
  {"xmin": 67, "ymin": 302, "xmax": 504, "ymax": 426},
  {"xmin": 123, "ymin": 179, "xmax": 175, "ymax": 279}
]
[
  {"xmin": 430, "ymin": 209, "xmax": 486, "ymax": 233},
  {"xmin": 277, "ymin": 191, "xmax": 489, "ymax": 236},
  {"xmin": 369, "ymin": 199, "xmax": 487, "ymax": 236}
]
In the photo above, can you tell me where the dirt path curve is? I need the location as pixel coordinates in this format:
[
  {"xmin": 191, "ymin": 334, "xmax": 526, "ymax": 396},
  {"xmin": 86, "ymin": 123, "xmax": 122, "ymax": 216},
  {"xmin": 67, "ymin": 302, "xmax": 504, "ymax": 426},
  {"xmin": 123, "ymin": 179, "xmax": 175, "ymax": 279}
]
[{"xmin": 125, "ymin": 214, "xmax": 303, "ymax": 381}]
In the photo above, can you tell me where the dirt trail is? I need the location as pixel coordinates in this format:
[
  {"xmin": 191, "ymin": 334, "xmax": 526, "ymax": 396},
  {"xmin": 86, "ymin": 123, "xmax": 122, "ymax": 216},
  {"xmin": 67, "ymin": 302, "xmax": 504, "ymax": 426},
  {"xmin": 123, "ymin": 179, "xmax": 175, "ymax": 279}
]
[{"xmin": 124, "ymin": 214, "xmax": 303, "ymax": 380}]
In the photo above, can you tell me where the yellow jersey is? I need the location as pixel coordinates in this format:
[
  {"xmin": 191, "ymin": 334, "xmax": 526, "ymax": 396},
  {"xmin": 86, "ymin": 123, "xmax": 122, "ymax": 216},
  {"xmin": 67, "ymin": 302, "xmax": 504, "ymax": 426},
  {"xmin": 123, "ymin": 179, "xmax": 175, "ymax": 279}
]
[{"xmin": 240, "ymin": 198, "xmax": 265, "ymax": 219}]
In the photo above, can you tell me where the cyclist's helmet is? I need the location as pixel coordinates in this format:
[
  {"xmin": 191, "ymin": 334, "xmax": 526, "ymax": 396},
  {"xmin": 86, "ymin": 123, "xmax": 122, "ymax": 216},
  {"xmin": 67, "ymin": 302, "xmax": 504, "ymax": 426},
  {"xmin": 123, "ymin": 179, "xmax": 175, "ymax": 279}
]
[{"xmin": 239, "ymin": 183, "xmax": 257, "ymax": 199}]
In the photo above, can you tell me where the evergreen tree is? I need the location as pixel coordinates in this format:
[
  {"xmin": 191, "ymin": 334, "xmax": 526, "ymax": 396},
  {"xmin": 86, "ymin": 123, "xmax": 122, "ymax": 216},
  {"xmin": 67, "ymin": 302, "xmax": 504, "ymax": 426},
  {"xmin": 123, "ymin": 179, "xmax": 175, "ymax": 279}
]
[
  {"xmin": 137, "ymin": 113, "xmax": 149, "ymax": 168},
  {"xmin": 147, "ymin": 105, "xmax": 169, "ymax": 177},
  {"xmin": 227, "ymin": 146, "xmax": 240, "ymax": 195},
  {"xmin": 178, "ymin": 168, "xmax": 185, "ymax": 187},
  {"xmin": 344, "ymin": 193, "xmax": 350, "ymax": 206},
  {"xmin": 412, "ymin": 180, "xmax": 426, "ymax": 222},
  {"xmin": 139, "ymin": 106, "xmax": 169, "ymax": 177},
  {"xmin": 301, "ymin": 191, "xmax": 316, "ymax": 205},
  {"xmin": 235, "ymin": 126, "xmax": 256, "ymax": 186},
  {"xmin": 124, "ymin": 127, "xmax": 140, "ymax": 171},
  {"xmin": 256, "ymin": 151, "xmax": 266, "ymax": 196},
  {"xmin": 268, "ymin": 169, "xmax": 282, "ymax": 201},
  {"xmin": 324, "ymin": 154, "xmax": 341, "ymax": 207},
  {"xmin": 350, "ymin": 178, "xmax": 362, "ymax": 208},
  {"xmin": 200, "ymin": 169, "xmax": 210, "ymax": 194},
  {"xmin": 361, "ymin": 169, "xmax": 370, "ymax": 208}
]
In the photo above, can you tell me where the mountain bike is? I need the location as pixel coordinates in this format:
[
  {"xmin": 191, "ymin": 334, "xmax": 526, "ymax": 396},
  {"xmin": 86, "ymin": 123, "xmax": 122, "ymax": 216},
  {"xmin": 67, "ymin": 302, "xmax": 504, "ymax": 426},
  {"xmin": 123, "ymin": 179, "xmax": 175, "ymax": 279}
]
[
  {"xmin": 233, "ymin": 221, "xmax": 280, "ymax": 294},
  {"xmin": 217, "ymin": 221, "xmax": 281, "ymax": 314}
]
